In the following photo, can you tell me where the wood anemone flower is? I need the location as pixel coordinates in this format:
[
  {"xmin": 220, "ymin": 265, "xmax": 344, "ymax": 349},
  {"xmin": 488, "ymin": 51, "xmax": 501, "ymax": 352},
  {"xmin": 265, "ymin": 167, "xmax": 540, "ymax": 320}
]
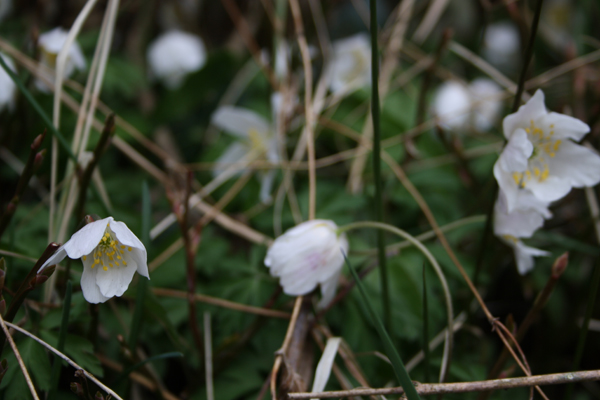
[
  {"xmin": 39, "ymin": 217, "xmax": 149, "ymax": 303},
  {"xmin": 264, "ymin": 220, "xmax": 348, "ymax": 308}
]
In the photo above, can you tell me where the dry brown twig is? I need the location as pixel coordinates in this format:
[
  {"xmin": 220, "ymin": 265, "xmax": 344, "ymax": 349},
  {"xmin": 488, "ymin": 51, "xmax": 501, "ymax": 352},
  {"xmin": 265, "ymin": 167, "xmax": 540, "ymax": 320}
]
[{"xmin": 287, "ymin": 370, "xmax": 600, "ymax": 399}]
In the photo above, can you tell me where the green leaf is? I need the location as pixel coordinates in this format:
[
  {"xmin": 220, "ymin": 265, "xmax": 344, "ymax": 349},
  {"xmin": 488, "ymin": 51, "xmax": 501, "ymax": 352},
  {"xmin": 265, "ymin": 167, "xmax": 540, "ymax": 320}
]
[
  {"xmin": 0, "ymin": 337, "xmax": 52, "ymax": 399},
  {"xmin": 39, "ymin": 331, "xmax": 103, "ymax": 377}
]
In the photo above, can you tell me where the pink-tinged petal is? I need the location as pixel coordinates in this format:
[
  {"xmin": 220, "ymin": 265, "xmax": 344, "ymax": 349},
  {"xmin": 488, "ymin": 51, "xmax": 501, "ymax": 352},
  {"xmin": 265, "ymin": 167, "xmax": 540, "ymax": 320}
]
[
  {"xmin": 497, "ymin": 129, "xmax": 533, "ymax": 172},
  {"xmin": 95, "ymin": 261, "xmax": 138, "ymax": 298},
  {"xmin": 503, "ymin": 90, "xmax": 546, "ymax": 139},
  {"xmin": 63, "ymin": 217, "xmax": 113, "ymax": 259},
  {"xmin": 542, "ymin": 112, "xmax": 589, "ymax": 141},
  {"xmin": 547, "ymin": 141, "xmax": 600, "ymax": 188},
  {"xmin": 80, "ymin": 258, "xmax": 111, "ymax": 304},
  {"xmin": 317, "ymin": 269, "xmax": 342, "ymax": 309},
  {"xmin": 526, "ymin": 175, "xmax": 572, "ymax": 203},
  {"xmin": 211, "ymin": 106, "xmax": 270, "ymax": 139},
  {"xmin": 38, "ymin": 245, "xmax": 68, "ymax": 273}
]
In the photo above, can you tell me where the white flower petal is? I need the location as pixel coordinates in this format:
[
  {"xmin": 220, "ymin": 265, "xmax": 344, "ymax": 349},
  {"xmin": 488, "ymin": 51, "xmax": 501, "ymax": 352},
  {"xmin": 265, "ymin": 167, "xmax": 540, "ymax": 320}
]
[
  {"xmin": 317, "ymin": 269, "xmax": 342, "ymax": 309},
  {"xmin": 80, "ymin": 257, "xmax": 111, "ymax": 303},
  {"xmin": 38, "ymin": 245, "xmax": 68, "ymax": 273},
  {"xmin": 259, "ymin": 170, "xmax": 276, "ymax": 204},
  {"xmin": 147, "ymin": 30, "xmax": 206, "ymax": 89},
  {"xmin": 513, "ymin": 240, "xmax": 550, "ymax": 275},
  {"xmin": 212, "ymin": 142, "xmax": 249, "ymax": 178},
  {"xmin": 503, "ymin": 90, "xmax": 547, "ymax": 140},
  {"xmin": 432, "ymin": 81, "xmax": 471, "ymax": 131},
  {"xmin": 469, "ymin": 78, "xmax": 503, "ymax": 132},
  {"xmin": 108, "ymin": 220, "xmax": 148, "ymax": 278},
  {"xmin": 265, "ymin": 220, "xmax": 347, "ymax": 297},
  {"xmin": 494, "ymin": 191, "xmax": 548, "ymax": 238},
  {"xmin": 62, "ymin": 217, "xmax": 114, "ymax": 259},
  {"xmin": 543, "ymin": 112, "xmax": 590, "ymax": 141},
  {"xmin": 498, "ymin": 129, "xmax": 533, "ymax": 172},
  {"xmin": 0, "ymin": 54, "xmax": 16, "ymax": 112},
  {"xmin": 95, "ymin": 257, "xmax": 138, "ymax": 298},
  {"xmin": 327, "ymin": 33, "xmax": 371, "ymax": 93},
  {"xmin": 211, "ymin": 106, "xmax": 270, "ymax": 139},
  {"xmin": 547, "ymin": 140, "xmax": 600, "ymax": 188},
  {"xmin": 526, "ymin": 175, "xmax": 572, "ymax": 203}
]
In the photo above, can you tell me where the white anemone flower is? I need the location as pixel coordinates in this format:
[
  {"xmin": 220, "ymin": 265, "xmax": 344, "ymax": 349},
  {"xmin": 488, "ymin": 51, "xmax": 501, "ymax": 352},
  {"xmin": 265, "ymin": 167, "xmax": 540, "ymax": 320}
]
[
  {"xmin": 211, "ymin": 103, "xmax": 279, "ymax": 203},
  {"xmin": 147, "ymin": 30, "xmax": 206, "ymax": 89},
  {"xmin": 39, "ymin": 217, "xmax": 149, "ymax": 304},
  {"xmin": 483, "ymin": 22, "xmax": 520, "ymax": 72},
  {"xmin": 432, "ymin": 78, "xmax": 503, "ymax": 132},
  {"xmin": 264, "ymin": 220, "xmax": 349, "ymax": 308},
  {"xmin": 327, "ymin": 33, "xmax": 371, "ymax": 94},
  {"xmin": 0, "ymin": 53, "xmax": 16, "ymax": 112},
  {"xmin": 493, "ymin": 89, "xmax": 600, "ymax": 213},
  {"xmin": 36, "ymin": 27, "xmax": 86, "ymax": 93},
  {"xmin": 494, "ymin": 189, "xmax": 551, "ymax": 274}
]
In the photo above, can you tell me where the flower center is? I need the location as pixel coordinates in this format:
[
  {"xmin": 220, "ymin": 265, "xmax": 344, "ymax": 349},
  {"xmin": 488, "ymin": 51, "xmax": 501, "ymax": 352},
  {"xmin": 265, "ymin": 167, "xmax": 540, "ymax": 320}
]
[
  {"xmin": 248, "ymin": 128, "xmax": 268, "ymax": 154},
  {"xmin": 82, "ymin": 224, "xmax": 132, "ymax": 271},
  {"xmin": 511, "ymin": 120, "xmax": 561, "ymax": 188}
]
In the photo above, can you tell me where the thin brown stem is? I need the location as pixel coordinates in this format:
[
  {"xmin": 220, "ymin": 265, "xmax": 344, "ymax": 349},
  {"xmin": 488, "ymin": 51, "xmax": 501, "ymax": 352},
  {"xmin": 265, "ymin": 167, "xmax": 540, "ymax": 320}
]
[{"xmin": 287, "ymin": 370, "xmax": 600, "ymax": 399}]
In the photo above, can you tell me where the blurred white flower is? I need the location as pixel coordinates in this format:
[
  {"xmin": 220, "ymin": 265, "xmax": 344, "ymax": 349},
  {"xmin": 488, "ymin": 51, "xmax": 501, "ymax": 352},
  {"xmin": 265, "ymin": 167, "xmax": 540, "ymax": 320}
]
[
  {"xmin": 35, "ymin": 27, "xmax": 86, "ymax": 93},
  {"xmin": 211, "ymin": 98, "xmax": 280, "ymax": 203},
  {"xmin": 494, "ymin": 89, "xmax": 600, "ymax": 213},
  {"xmin": 327, "ymin": 33, "xmax": 371, "ymax": 94},
  {"xmin": 0, "ymin": 53, "xmax": 16, "ymax": 112},
  {"xmin": 540, "ymin": 0, "xmax": 572, "ymax": 52},
  {"xmin": 494, "ymin": 189, "xmax": 551, "ymax": 274},
  {"xmin": 483, "ymin": 22, "xmax": 520, "ymax": 72},
  {"xmin": 39, "ymin": 217, "xmax": 149, "ymax": 304},
  {"xmin": 264, "ymin": 220, "xmax": 348, "ymax": 308},
  {"xmin": 147, "ymin": 30, "xmax": 206, "ymax": 89},
  {"xmin": 0, "ymin": 0, "xmax": 12, "ymax": 22},
  {"xmin": 433, "ymin": 78, "xmax": 503, "ymax": 132}
]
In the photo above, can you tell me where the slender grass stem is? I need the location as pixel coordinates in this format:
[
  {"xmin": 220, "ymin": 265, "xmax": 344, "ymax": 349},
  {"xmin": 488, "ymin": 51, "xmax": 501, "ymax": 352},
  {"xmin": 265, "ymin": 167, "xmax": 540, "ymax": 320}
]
[
  {"xmin": 422, "ymin": 263, "xmax": 431, "ymax": 383},
  {"xmin": 48, "ymin": 281, "xmax": 72, "ymax": 400},
  {"xmin": 345, "ymin": 254, "xmax": 420, "ymax": 400},
  {"xmin": 369, "ymin": 0, "xmax": 390, "ymax": 331},
  {"xmin": 339, "ymin": 220, "xmax": 454, "ymax": 383}
]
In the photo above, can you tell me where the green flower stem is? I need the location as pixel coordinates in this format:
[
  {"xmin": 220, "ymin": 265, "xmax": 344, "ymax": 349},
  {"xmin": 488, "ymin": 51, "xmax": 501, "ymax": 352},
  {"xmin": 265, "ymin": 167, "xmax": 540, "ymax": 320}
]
[
  {"xmin": 369, "ymin": 0, "xmax": 390, "ymax": 331},
  {"xmin": 0, "ymin": 54, "xmax": 75, "ymax": 162},
  {"xmin": 339, "ymin": 220, "xmax": 454, "ymax": 383},
  {"xmin": 345, "ymin": 254, "xmax": 420, "ymax": 400}
]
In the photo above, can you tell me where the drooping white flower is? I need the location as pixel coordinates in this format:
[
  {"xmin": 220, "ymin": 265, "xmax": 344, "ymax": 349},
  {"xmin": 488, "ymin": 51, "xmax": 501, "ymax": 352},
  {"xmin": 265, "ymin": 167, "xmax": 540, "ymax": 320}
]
[
  {"xmin": 39, "ymin": 217, "xmax": 149, "ymax": 304},
  {"xmin": 147, "ymin": 30, "xmax": 206, "ymax": 89},
  {"xmin": 493, "ymin": 189, "xmax": 551, "ymax": 274},
  {"xmin": 211, "ymin": 99, "xmax": 280, "ymax": 203},
  {"xmin": 264, "ymin": 220, "xmax": 348, "ymax": 308},
  {"xmin": 35, "ymin": 27, "xmax": 86, "ymax": 93},
  {"xmin": 0, "ymin": 53, "xmax": 16, "ymax": 112},
  {"xmin": 483, "ymin": 22, "xmax": 520, "ymax": 72},
  {"xmin": 432, "ymin": 78, "xmax": 503, "ymax": 132},
  {"xmin": 494, "ymin": 89, "xmax": 600, "ymax": 213},
  {"xmin": 327, "ymin": 33, "xmax": 371, "ymax": 94}
]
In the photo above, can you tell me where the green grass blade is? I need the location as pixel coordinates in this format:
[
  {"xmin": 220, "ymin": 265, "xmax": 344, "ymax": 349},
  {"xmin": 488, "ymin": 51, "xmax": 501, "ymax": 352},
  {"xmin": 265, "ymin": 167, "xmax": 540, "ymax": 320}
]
[
  {"xmin": 369, "ymin": 0, "xmax": 390, "ymax": 330},
  {"xmin": 0, "ymin": 55, "xmax": 76, "ymax": 162},
  {"xmin": 345, "ymin": 253, "xmax": 420, "ymax": 400}
]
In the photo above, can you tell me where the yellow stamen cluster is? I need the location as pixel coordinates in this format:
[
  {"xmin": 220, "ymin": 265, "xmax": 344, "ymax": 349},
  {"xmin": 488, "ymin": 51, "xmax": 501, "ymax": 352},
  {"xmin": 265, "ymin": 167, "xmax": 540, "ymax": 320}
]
[
  {"xmin": 89, "ymin": 224, "xmax": 131, "ymax": 272},
  {"xmin": 514, "ymin": 121, "xmax": 561, "ymax": 188}
]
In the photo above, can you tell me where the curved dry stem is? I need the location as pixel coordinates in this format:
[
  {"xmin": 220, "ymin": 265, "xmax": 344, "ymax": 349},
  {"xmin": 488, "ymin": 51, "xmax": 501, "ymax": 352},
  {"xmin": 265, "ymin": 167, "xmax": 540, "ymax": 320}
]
[
  {"xmin": 4, "ymin": 320, "xmax": 123, "ymax": 400},
  {"xmin": 339, "ymin": 220, "xmax": 454, "ymax": 384},
  {"xmin": 0, "ymin": 314, "xmax": 40, "ymax": 400}
]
